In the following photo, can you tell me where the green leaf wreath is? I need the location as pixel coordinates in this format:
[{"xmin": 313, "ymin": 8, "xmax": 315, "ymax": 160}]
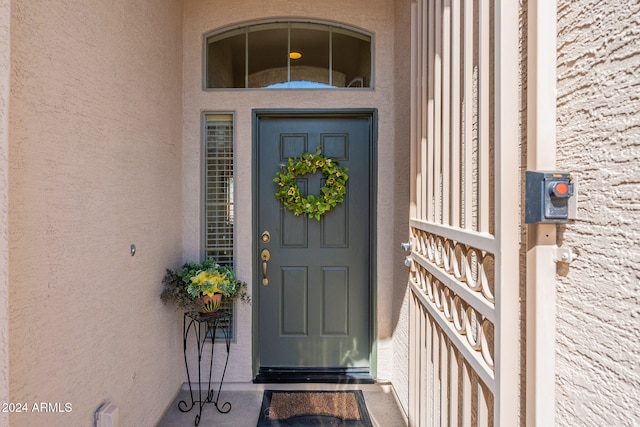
[{"xmin": 273, "ymin": 147, "xmax": 349, "ymax": 221}]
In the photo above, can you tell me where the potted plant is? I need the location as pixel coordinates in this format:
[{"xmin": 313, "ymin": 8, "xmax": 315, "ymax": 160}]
[{"xmin": 160, "ymin": 257, "xmax": 250, "ymax": 315}]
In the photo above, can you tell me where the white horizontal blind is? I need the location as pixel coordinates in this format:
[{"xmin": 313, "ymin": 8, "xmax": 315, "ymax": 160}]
[
  {"xmin": 204, "ymin": 114, "xmax": 235, "ymax": 336},
  {"xmin": 205, "ymin": 114, "xmax": 234, "ymax": 265}
]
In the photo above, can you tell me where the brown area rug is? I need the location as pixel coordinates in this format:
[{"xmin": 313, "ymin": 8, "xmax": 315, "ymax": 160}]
[{"xmin": 257, "ymin": 390, "xmax": 373, "ymax": 426}]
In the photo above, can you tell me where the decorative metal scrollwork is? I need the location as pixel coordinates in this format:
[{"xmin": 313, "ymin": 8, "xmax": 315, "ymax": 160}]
[{"xmin": 409, "ymin": 226, "xmax": 496, "ymax": 371}]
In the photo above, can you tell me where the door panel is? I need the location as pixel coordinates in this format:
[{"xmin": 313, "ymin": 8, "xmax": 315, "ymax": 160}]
[{"xmin": 256, "ymin": 112, "xmax": 372, "ymax": 371}]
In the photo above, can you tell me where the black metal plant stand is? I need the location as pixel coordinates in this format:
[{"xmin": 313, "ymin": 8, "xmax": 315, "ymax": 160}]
[{"xmin": 178, "ymin": 311, "xmax": 232, "ymax": 426}]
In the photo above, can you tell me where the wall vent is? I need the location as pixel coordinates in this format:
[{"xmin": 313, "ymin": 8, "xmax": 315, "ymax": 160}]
[{"xmin": 95, "ymin": 402, "xmax": 118, "ymax": 427}]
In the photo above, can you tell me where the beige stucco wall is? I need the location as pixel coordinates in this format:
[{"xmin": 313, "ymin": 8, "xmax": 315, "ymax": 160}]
[
  {"xmin": 390, "ymin": 0, "xmax": 412, "ymax": 412},
  {"xmin": 8, "ymin": 1, "xmax": 185, "ymax": 426},
  {"xmin": 0, "ymin": 2, "xmax": 9, "ymax": 427},
  {"xmin": 183, "ymin": 0, "xmax": 410, "ymax": 401},
  {"xmin": 555, "ymin": 1, "xmax": 640, "ymax": 425}
]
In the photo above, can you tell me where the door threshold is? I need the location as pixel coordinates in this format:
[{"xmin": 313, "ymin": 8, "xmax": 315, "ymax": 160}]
[{"xmin": 254, "ymin": 368, "xmax": 374, "ymax": 384}]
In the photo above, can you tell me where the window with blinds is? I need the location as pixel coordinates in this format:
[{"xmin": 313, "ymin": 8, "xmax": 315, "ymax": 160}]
[{"xmin": 204, "ymin": 113, "xmax": 235, "ymax": 339}]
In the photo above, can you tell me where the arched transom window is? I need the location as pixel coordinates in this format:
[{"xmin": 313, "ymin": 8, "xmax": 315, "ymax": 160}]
[{"xmin": 205, "ymin": 21, "xmax": 372, "ymax": 89}]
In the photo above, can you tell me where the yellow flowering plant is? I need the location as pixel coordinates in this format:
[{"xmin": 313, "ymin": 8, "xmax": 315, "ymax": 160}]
[
  {"xmin": 188, "ymin": 270, "xmax": 227, "ymax": 298},
  {"xmin": 160, "ymin": 257, "xmax": 250, "ymax": 313}
]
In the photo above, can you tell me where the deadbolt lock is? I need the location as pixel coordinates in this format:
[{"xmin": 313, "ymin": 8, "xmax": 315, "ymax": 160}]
[{"xmin": 260, "ymin": 231, "xmax": 271, "ymax": 243}]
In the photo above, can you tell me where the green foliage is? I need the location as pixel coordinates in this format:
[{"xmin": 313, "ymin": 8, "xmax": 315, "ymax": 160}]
[
  {"xmin": 160, "ymin": 257, "xmax": 251, "ymax": 312},
  {"xmin": 273, "ymin": 146, "xmax": 349, "ymax": 221}
]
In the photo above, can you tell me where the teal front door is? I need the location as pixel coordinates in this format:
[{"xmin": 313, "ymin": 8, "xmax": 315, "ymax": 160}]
[{"xmin": 254, "ymin": 110, "xmax": 375, "ymax": 378}]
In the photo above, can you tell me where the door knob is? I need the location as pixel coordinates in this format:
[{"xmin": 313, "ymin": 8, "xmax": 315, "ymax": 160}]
[{"xmin": 261, "ymin": 248, "xmax": 271, "ymax": 286}]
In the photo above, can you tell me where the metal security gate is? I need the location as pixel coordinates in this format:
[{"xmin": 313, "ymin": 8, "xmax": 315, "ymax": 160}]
[{"xmin": 406, "ymin": 1, "xmax": 519, "ymax": 426}]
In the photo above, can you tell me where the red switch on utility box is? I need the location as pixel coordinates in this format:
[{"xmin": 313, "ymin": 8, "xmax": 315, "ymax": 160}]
[{"xmin": 550, "ymin": 181, "xmax": 570, "ymax": 197}]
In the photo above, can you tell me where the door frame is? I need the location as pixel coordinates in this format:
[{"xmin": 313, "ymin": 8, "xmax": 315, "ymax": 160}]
[{"xmin": 251, "ymin": 108, "xmax": 378, "ymax": 379}]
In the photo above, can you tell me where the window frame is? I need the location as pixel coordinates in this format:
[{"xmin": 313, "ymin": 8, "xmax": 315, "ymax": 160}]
[
  {"xmin": 201, "ymin": 111, "xmax": 237, "ymax": 341},
  {"xmin": 202, "ymin": 19, "xmax": 375, "ymax": 90}
]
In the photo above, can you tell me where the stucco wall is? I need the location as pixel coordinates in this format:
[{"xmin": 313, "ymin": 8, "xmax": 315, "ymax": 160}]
[
  {"xmin": 555, "ymin": 1, "xmax": 640, "ymax": 425},
  {"xmin": 8, "ymin": 1, "xmax": 184, "ymax": 426},
  {"xmin": 183, "ymin": 0, "xmax": 407, "ymax": 388},
  {"xmin": 391, "ymin": 0, "xmax": 412, "ymax": 412},
  {"xmin": 0, "ymin": 2, "xmax": 9, "ymax": 427}
]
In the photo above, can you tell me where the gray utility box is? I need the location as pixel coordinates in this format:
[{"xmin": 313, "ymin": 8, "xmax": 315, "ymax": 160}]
[{"xmin": 525, "ymin": 171, "xmax": 575, "ymax": 224}]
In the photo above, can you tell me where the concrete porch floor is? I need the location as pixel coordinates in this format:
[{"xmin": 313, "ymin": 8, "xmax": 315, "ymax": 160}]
[{"xmin": 156, "ymin": 382, "xmax": 408, "ymax": 427}]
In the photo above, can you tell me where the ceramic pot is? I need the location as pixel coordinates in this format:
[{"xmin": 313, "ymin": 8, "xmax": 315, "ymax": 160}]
[{"xmin": 199, "ymin": 293, "xmax": 222, "ymax": 316}]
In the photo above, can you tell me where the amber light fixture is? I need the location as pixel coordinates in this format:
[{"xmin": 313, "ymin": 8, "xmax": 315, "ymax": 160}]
[{"xmin": 289, "ymin": 51, "xmax": 302, "ymax": 60}]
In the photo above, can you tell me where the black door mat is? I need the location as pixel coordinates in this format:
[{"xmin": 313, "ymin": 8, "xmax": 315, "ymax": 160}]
[{"xmin": 257, "ymin": 390, "xmax": 373, "ymax": 427}]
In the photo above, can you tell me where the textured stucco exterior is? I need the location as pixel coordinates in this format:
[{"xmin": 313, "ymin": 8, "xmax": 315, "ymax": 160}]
[
  {"xmin": 8, "ymin": 1, "xmax": 185, "ymax": 425},
  {"xmin": 555, "ymin": 1, "xmax": 640, "ymax": 425},
  {"xmin": 182, "ymin": 0, "xmax": 410, "ymax": 404},
  {"xmin": 519, "ymin": 1, "xmax": 528, "ymax": 422},
  {"xmin": 390, "ymin": 0, "xmax": 412, "ymax": 411},
  {"xmin": 0, "ymin": 2, "xmax": 9, "ymax": 427}
]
